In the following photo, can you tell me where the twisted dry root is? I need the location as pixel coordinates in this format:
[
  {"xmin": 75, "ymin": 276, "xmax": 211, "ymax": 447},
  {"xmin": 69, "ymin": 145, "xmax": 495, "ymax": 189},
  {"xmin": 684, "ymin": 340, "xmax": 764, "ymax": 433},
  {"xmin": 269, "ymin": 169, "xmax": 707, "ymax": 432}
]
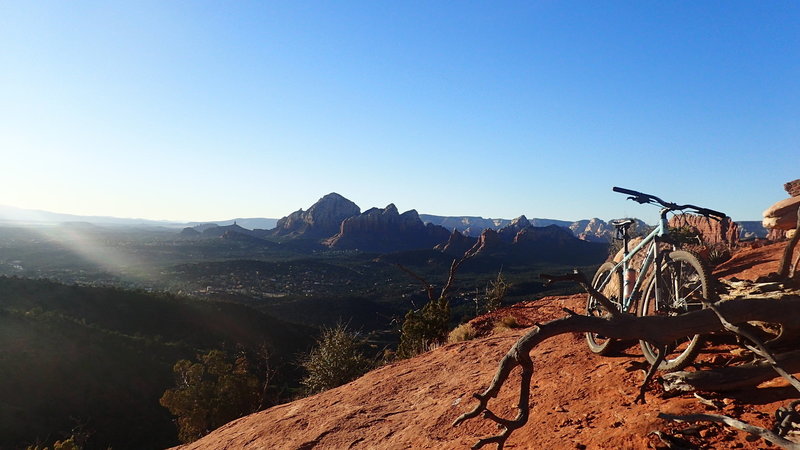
[{"xmin": 453, "ymin": 285, "xmax": 800, "ymax": 448}]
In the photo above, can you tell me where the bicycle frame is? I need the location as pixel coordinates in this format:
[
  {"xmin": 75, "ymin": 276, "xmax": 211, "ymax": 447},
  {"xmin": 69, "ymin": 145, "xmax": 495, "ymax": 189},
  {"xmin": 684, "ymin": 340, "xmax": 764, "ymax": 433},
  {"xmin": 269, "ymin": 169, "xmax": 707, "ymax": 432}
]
[{"xmin": 597, "ymin": 209, "xmax": 672, "ymax": 313}]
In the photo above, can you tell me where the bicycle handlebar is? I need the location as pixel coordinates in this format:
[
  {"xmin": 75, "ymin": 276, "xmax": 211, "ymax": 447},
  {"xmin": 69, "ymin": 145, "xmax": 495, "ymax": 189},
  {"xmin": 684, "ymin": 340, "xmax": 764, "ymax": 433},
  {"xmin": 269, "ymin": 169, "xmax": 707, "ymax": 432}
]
[{"xmin": 612, "ymin": 186, "xmax": 727, "ymax": 219}]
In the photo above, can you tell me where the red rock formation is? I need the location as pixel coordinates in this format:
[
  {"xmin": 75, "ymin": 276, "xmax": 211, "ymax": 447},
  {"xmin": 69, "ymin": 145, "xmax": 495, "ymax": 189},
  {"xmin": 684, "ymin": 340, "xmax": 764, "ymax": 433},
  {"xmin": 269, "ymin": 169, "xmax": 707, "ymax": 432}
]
[
  {"xmin": 434, "ymin": 229, "xmax": 477, "ymax": 256},
  {"xmin": 325, "ymin": 204, "xmax": 451, "ymax": 252},
  {"xmin": 668, "ymin": 214, "xmax": 739, "ymax": 246},
  {"xmin": 473, "ymin": 228, "xmax": 501, "ymax": 254},
  {"xmin": 763, "ymin": 196, "xmax": 800, "ymax": 231},
  {"xmin": 785, "ymin": 178, "xmax": 800, "ymax": 197}
]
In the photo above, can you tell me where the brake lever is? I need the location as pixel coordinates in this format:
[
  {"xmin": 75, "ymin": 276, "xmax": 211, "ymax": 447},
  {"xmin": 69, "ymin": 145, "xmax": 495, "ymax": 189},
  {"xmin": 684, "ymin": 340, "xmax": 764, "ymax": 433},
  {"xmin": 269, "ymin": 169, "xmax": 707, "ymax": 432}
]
[{"xmin": 628, "ymin": 196, "xmax": 651, "ymax": 204}]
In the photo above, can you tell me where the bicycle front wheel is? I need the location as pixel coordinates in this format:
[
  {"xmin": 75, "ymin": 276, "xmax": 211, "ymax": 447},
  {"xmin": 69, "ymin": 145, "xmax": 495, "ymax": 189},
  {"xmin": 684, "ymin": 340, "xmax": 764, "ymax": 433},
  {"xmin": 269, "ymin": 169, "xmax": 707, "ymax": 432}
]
[
  {"xmin": 586, "ymin": 262, "xmax": 623, "ymax": 355},
  {"xmin": 638, "ymin": 250, "xmax": 709, "ymax": 371}
]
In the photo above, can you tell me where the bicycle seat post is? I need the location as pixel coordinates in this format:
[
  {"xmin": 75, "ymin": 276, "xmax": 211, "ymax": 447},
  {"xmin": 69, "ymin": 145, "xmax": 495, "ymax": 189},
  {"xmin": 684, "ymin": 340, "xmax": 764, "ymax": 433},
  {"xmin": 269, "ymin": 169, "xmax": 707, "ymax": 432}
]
[{"xmin": 611, "ymin": 219, "xmax": 635, "ymax": 256}]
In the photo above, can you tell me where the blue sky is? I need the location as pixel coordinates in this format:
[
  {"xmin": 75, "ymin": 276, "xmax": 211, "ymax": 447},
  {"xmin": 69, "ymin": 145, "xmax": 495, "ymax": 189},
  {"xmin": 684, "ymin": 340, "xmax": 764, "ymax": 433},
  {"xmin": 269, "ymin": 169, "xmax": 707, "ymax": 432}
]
[{"xmin": 1, "ymin": 2, "xmax": 797, "ymax": 222}]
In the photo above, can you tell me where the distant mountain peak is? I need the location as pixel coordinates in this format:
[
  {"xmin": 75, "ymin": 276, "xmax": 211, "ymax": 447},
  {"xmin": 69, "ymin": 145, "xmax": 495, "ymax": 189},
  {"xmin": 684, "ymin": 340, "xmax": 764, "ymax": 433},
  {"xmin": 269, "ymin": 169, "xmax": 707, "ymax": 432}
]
[
  {"xmin": 273, "ymin": 194, "xmax": 361, "ymax": 239},
  {"xmin": 510, "ymin": 215, "xmax": 531, "ymax": 227}
]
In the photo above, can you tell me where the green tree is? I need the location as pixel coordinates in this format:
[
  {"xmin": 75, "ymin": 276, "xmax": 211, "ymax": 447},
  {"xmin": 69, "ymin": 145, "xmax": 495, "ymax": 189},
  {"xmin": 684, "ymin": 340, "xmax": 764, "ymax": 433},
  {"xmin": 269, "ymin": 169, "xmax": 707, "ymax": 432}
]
[
  {"xmin": 26, "ymin": 436, "xmax": 81, "ymax": 450},
  {"xmin": 159, "ymin": 350, "xmax": 260, "ymax": 443},
  {"xmin": 396, "ymin": 298, "xmax": 450, "ymax": 358},
  {"xmin": 299, "ymin": 323, "xmax": 373, "ymax": 394}
]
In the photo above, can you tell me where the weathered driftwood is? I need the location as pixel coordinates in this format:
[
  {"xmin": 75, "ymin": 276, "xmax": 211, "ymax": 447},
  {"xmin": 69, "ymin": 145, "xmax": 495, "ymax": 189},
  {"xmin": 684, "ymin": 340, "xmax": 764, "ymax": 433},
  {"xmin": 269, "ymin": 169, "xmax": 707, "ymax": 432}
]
[
  {"xmin": 658, "ymin": 285, "xmax": 800, "ymax": 449},
  {"xmin": 454, "ymin": 289, "xmax": 800, "ymax": 449},
  {"xmin": 658, "ymin": 412, "xmax": 800, "ymax": 449},
  {"xmin": 663, "ymin": 349, "xmax": 800, "ymax": 392}
]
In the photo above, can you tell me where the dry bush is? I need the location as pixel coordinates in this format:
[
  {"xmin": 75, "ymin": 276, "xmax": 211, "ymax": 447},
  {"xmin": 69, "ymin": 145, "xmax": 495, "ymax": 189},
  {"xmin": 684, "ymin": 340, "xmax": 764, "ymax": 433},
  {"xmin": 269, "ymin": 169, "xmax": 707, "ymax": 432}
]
[
  {"xmin": 492, "ymin": 316, "xmax": 520, "ymax": 334},
  {"xmin": 448, "ymin": 323, "xmax": 478, "ymax": 343}
]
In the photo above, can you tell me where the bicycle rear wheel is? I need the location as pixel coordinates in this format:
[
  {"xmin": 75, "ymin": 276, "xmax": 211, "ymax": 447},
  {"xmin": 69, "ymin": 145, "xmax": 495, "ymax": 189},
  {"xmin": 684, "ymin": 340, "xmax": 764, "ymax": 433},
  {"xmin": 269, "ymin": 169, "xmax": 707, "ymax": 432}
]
[
  {"xmin": 638, "ymin": 250, "xmax": 709, "ymax": 371},
  {"xmin": 586, "ymin": 262, "xmax": 623, "ymax": 355}
]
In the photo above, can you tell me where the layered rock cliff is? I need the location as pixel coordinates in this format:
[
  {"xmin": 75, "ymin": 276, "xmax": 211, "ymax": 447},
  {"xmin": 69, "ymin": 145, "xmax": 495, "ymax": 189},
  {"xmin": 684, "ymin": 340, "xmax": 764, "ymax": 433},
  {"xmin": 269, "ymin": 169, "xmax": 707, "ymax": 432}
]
[
  {"xmin": 326, "ymin": 204, "xmax": 451, "ymax": 253},
  {"xmin": 669, "ymin": 214, "xmax": 740, "ymax": 246}
]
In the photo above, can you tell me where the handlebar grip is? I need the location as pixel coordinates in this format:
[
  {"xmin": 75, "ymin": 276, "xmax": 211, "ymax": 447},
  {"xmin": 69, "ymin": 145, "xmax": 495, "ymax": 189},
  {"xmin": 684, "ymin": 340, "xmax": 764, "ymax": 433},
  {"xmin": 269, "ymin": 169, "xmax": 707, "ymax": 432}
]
[
  {"xmin": 698, "ymin": 207, "xmax": 727, "ymax": 219},
  {"xmin": 612, "ymin": 186, "xmax": 644, "ymax": 197}
]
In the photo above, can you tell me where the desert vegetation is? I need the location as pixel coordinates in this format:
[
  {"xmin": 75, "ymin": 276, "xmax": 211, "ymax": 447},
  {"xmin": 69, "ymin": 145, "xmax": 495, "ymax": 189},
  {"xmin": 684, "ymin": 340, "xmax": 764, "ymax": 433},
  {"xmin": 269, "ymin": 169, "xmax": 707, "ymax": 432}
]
[{"xmin": 299, "ymin": 323, "xmax": 375, "ymax": 394}]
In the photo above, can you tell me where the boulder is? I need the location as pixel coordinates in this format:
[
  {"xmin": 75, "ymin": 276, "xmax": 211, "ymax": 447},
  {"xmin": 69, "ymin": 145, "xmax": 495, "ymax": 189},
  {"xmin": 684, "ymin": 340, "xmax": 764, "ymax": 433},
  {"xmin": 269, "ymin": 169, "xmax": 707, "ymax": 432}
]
[{"xmin": 762, "ymin": 196, "xmax": 800, "ymax": 231}]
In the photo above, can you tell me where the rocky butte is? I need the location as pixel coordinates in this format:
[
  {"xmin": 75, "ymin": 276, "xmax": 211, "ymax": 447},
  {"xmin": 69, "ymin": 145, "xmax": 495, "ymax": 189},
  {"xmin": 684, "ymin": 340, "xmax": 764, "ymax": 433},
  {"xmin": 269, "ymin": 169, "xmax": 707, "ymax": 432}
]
[
  {"xmin": 271, "ymin": 193, "xmax": 361, "ymax": 239},
  {"xmin": 325, "ymin": 204, "xmax": 451, "ymax": 253}
]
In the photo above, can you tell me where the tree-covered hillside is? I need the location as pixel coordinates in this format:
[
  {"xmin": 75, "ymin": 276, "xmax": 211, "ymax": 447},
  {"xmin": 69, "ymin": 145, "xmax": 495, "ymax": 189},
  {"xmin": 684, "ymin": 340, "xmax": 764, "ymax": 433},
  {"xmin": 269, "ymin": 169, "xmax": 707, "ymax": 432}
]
[{"xmin": 0, "ymin": 277, "xmax": 314, "ymax": 449}]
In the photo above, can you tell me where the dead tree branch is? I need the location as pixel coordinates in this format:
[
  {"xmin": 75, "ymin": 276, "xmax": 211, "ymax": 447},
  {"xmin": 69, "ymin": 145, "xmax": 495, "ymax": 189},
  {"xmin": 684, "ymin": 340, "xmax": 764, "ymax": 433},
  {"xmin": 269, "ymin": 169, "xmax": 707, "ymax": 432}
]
[
  {"xmin": 658, "ymin": 412, "xmax": 800, "ymax": 449},
  {"xmin": 395, "ymin": 263, "xmax": 436, "ymax": 302},
  {"xmin": 397, "ymin": 239, "xmax": 481, "ymax": 304},
  {"xmin": 662, "ymin": 349, "xmax": 800, "ymax": 392},
  {"xmin": 658, "ymin": 295, "xmax": 800, "ymax": 448},
  {"xmin": 540, "ymin": 271, "xmax": 622, "ymax": 317},
  {"xmin": 701, "ymin": 299, "xmax": 800, "ymax": 394},
  {"xmin": 635, "ymin": 343, "xmax": 667, "ymax": 404},
  {"xmin": 454, "ymin": 281, "xmax": 800, "ymax": 448}
]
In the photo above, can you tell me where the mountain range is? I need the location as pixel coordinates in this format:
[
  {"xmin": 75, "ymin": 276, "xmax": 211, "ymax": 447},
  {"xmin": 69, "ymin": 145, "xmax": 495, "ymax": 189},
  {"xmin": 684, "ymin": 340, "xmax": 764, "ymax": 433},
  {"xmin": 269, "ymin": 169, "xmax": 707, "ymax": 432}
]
[{"xmin": 1, "ymin": 195, "xmax": 767, "ymax": 247}]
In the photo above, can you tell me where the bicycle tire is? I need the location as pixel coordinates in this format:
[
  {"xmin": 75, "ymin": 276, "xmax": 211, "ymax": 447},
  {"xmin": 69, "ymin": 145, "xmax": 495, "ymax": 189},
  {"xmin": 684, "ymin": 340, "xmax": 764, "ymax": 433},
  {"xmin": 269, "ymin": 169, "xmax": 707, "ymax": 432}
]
[
  {"xmin": 638, "ymin": 250, "xmax": 709, "ymax": 371},
  {"xmin": 586, "ymin": 262, "xmax": 623, "ymax": 355}
]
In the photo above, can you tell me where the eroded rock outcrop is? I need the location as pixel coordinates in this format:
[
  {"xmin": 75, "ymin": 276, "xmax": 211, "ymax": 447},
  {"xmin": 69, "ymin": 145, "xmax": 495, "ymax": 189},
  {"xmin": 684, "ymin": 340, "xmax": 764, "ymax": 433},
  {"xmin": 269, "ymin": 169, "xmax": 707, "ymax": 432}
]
[
  {"xmin": 785, "ymin": 179, "xmax": 800, "ymax": 198},
  {"xmin": 669, "ymin": 214, "xmax": 740, "ymax": 246},
  {"xmin": 570, "ymin": 218, "xmax": 611, "ymax": 243},
  {"xmin": 272, "ymin": 193, "xmax": 361, "ymax": 239},
  {"xmin": 435, "ymin": 229, "xmax": 478, "ymax": 256},
  {"xmin": 763, "ymin": 196, "xmax": 800, "ymax": 231},
  {"xmin": 763, "ymin": 178, "xmax": 800, "ymax": 240},
  {"xmin": 497, "ymin": 215, "xmax": 531, "ymax": 242},
  {"xmin": 326, "ymin": 204, "xmax": 451, "ymax": 253}
]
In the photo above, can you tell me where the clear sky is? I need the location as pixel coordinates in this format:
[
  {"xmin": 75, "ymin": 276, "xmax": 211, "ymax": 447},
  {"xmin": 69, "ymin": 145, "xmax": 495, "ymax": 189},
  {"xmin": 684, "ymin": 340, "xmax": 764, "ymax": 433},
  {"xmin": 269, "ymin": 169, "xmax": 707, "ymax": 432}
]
[{"xmin": 1, "ymin": 1, "xmax": 798, "ymax": 223}]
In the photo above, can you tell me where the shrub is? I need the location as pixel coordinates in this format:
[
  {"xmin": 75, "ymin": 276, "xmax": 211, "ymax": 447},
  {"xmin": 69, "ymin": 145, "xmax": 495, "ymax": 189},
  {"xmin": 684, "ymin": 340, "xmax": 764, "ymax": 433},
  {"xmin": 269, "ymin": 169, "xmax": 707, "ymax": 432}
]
[
  {"xmin": 492, "ymin": 316, "xmax": 520, "ymax": 334},
  {"xmin": 299, "ymin": 323, "xmax": 373, "ymax": 394},
  {"xmin": 447, "ymin": 323, "xmax": 477, "ymax": 343},
  {"xmin": 707, "ymin": 243, "xmax": 733, "ymax": 267},
  {"xmin": 484, "ymin": 272, "xmax": 509, "ymax": 313},
  {"xmin": 26, "ymin": 436, "xmax": 81, "ymax": 450}
]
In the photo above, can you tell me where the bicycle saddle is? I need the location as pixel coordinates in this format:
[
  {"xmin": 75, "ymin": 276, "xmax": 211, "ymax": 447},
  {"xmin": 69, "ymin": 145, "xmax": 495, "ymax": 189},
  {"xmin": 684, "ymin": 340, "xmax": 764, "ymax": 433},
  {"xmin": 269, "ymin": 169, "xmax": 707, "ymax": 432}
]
[{"xmin": 610, "ymin": 218, "xmax": 636, "ymax": 228}]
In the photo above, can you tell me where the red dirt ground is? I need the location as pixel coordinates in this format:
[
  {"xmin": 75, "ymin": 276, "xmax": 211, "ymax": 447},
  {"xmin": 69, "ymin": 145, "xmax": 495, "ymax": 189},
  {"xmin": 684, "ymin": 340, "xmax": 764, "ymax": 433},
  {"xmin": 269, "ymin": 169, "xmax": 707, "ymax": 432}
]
[{"xmin": 179, "ymin": 242, "xmax": 798, "ymax": 449}]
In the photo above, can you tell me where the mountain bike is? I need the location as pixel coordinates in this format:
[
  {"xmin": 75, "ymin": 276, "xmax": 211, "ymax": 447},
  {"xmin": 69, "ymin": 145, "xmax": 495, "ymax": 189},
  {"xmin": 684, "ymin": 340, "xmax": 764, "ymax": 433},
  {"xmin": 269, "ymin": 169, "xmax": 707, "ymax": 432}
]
[{"xmin": 586, "ymin": 186, "xmax": 726, "ymax": 370}]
